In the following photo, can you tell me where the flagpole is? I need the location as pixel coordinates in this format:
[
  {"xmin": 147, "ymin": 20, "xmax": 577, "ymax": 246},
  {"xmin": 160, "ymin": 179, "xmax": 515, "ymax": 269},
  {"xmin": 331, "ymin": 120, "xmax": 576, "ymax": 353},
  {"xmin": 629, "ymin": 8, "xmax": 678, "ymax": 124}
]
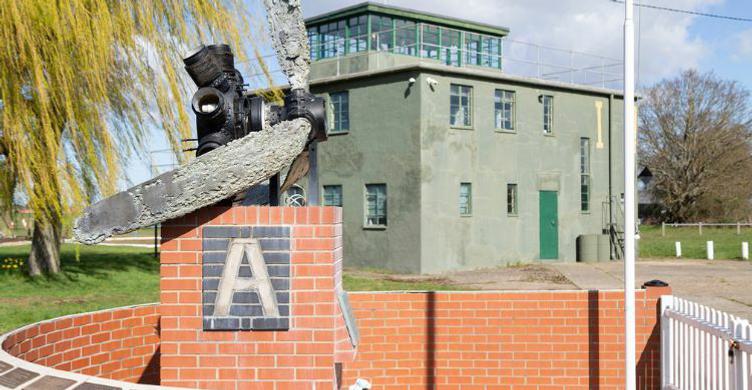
[{"xmin": 623, "ymin": 0, "xmax": 637, "ymax": 389}]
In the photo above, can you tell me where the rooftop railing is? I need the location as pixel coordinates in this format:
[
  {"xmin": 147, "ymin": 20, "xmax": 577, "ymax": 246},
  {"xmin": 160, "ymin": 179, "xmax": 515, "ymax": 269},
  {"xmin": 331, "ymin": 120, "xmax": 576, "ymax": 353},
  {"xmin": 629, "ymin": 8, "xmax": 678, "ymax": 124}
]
[{"xmin": 239, "ymin": 22, "xmax": 624, "ymax": 90}]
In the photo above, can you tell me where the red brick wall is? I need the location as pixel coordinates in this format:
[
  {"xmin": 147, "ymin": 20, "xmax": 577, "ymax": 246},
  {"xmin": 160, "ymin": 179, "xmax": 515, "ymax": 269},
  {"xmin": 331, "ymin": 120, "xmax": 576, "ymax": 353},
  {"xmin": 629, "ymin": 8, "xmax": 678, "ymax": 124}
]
[
  {"xmin": 343, "ymin": 287, "xmax": 669, "ymax": 390},
  {"xmin": 1, "ymin": 304, "xmax": 160, "ymax": 384},
  {"xmin": 160, "ymin": 206, "xmax": 353, "ymax": 389}
]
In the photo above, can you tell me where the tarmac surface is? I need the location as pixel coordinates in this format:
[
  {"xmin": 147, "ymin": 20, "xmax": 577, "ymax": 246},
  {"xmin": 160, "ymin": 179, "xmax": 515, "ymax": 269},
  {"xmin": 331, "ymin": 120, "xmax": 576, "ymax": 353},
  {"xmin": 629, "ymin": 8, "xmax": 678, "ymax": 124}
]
[{"xmin": 558, "ymin": 259, "xmax": 752, "ymax": 320}]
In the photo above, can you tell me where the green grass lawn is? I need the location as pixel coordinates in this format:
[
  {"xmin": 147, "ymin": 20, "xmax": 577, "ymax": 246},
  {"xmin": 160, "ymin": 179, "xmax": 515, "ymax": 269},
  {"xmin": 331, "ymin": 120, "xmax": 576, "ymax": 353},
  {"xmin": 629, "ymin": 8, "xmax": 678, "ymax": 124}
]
[
  {"xmin": 0, "ymin": 244, "xmax": 457, "ymax": 333},
  {"xmin": 639, "ymin": 225, "xmax": 752, "ymax": 260},
  {"xmin": 0, "ymin": 244, "xmax": 160, "ymax": 333}
]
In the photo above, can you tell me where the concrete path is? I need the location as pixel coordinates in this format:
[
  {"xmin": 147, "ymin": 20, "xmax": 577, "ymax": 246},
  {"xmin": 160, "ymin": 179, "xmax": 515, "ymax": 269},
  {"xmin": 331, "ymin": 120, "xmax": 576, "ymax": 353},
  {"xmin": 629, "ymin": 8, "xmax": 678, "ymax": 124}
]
[
  {"xmin": 594, "ymin": 259, "xmax": 752, "ymax": 320},
  {"xmin": 550, "ymin": 259, "xmax": 752, "ymax": 320},
  {"xmin": 549, "ymin": 262, "xmax": 623, "ymax": 290}
]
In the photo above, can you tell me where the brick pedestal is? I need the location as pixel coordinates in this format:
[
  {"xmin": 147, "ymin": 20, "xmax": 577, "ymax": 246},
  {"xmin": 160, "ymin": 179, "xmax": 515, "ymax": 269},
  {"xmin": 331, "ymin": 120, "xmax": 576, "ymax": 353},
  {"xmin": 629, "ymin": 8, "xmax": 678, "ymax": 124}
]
[{"xmin": 159, "ymin": 206, "xmax": 355, "ymax": 389}]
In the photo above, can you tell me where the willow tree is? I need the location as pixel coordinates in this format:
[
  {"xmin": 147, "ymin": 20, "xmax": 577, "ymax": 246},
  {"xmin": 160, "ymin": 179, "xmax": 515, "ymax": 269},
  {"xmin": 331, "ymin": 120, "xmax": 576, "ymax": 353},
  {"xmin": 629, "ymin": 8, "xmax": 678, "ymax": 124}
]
[{"xmin": 0, "ymin": 1, "xmax": 270, "ymax": 276}]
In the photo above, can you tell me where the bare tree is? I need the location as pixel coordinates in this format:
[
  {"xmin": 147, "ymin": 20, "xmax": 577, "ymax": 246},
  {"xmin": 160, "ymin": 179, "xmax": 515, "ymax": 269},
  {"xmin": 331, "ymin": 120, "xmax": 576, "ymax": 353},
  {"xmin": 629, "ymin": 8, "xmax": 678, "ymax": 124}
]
[{"xmin": 639, "ymin": 70, "xmax": 752, "ymax": 222}]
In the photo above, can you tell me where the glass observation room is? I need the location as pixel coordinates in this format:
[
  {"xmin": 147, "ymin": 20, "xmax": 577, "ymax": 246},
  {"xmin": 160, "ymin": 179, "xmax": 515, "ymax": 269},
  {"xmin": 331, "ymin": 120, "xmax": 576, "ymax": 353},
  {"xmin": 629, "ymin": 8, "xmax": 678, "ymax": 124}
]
[{"xmin": 305, "ymin": 2, "xmax": 509, "ymax": 70}]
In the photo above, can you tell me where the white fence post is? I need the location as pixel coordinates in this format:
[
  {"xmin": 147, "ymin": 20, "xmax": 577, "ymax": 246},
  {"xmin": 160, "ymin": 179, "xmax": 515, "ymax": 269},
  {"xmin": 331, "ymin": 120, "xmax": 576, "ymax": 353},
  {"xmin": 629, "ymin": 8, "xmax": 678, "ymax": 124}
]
[
  {"xmin": 743, "ymin": 242, "xmax": 749, "ymax": 261},
  {"xmin": 661, "ymin": 295, "xmax": 674, "ymax": 387},
  {"xmin": 675, "ymin": 242, "xmax": 682, "ymax": 258},
  {"xmin": 732, "ymin": 318, "xmax": 750, "ymax": 390},
  {"xmin": 707, "ymin": 241, "xmax": 714, "ymax": 260}
]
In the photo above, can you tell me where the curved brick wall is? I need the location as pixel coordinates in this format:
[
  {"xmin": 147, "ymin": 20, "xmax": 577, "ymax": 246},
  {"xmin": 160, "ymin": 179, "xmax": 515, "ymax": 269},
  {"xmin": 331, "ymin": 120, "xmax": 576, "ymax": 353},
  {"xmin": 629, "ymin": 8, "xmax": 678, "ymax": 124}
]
[{"xmin": 1, "ymin": 303, "xmax": 160, "ymax": 384}]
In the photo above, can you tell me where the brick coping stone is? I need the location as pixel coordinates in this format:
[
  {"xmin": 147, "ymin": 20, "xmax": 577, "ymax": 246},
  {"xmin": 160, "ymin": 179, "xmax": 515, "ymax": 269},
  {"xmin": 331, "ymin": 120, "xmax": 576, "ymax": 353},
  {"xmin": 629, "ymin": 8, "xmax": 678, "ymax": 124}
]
[{"xmin": 0, "ymin": 303, "xmax": 186, "ymax": 390}]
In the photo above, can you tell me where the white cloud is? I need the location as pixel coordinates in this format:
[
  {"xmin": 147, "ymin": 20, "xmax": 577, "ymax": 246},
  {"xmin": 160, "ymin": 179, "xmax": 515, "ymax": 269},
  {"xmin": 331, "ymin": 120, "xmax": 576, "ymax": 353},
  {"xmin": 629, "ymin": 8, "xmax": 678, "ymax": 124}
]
[
  {"xmin": 303, "ymin": 0, "xmax": 721, "ymax": 86},
  {"xmin": 732, "ymin": 27, "xmax": 752, "ymax": 60}
]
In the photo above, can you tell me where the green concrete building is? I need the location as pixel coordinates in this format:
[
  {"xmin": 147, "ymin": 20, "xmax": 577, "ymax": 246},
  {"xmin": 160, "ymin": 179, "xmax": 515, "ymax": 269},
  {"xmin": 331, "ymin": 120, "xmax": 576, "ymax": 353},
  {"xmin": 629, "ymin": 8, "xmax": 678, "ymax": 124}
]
[{"xmin": 301, "ymin": 2, "xmax": 626, "ymax": 274}]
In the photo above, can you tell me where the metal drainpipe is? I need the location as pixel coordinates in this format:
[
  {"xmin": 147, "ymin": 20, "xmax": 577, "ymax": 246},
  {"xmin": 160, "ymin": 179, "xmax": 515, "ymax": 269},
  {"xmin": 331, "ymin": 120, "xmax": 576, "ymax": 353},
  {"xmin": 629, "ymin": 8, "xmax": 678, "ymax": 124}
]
[{"xmin": 608, "ymin": 94, "xmax": 614, "ymax": 233}]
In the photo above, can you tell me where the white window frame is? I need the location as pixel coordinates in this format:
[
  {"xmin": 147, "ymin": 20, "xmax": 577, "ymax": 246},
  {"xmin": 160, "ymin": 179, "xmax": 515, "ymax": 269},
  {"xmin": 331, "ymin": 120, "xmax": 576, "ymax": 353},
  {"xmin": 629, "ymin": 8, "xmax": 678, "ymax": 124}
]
[
  {"xmin": 329, "ymin": 91, "xmax": 349, "ymax": 134},
  {"xmin": 507, "ymin": 183, "xmax": 518, "ymax": 215},
  {"xmin": 364, "ymin": 184, "xmax": 387, "ymax": 227},
  {"xmin": 459, "ymin": 183, "xmax": 472, "ymax": 216},
  {"xmin": 542, "ymin": 95, "xmax": 554, "ymax": 135},
  {"xmin": 494, "ymin": 89, "xmax": 516, "ymax": 132},
  {"xmin": 580, "ymin": 138, "xmax": 591, "ymax": 212},
  {"xmin": 450, "ymin": 84, "xmax": 473, "ymax": 128},
  {"xmin": 323, "ymin": 185, "xmax": 343, "ymax": 207}
]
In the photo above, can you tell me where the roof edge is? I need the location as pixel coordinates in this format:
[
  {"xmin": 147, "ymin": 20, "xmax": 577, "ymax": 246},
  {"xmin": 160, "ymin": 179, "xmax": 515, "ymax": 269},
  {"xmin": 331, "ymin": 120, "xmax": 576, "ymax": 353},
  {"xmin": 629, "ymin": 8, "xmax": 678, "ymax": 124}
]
[
  {"xmin": 305, "ymin": 2, "xmax": 510, "ymax": 37},
  {"xmin": 308, "ymin": 61, "xmax": 626, "ymax": 98}
]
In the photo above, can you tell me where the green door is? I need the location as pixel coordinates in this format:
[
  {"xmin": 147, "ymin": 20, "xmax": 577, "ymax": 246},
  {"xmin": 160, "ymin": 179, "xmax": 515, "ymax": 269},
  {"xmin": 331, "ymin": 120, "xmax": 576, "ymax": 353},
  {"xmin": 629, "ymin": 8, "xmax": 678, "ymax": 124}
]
[{"xmin": 539, "ymin": 191, "xmax": 559, "ymax": 259}]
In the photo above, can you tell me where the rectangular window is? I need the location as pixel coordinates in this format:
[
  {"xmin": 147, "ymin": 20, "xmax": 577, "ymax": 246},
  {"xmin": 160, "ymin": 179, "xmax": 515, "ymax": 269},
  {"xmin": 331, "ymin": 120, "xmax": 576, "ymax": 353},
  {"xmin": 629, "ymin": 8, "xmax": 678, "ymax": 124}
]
[
  {"xmin": 440, "ymin": 28, "xmax": 461, "ymax": 66},
  {"xmin": 323, "ymin": 185, "xmax": 342, "ymax": 207},
  {"xmin": 580, "ymin": 138, "xmax": 590, "ymax": 212},
  {"xmin": 319, "ymin": 20, "xmax": 345, "ymax": 59},
  {"xmin": 371, "ymin": 15, "xmax": 393, "ymax": 52},
  {"xmin": 507, "ymin": 184, "xmax": 518, "ymax": 215},
  {"xmin": 459, "ymin": 183, "xmax": 472, "ymax": 215},
  {"xmin": 365, "ymin": 184, "xmax": 387, "ymax": 226},
  {"xmin": 450, "ymin": 84, "xmax": 472, "ymax": 127},
  {"xmin": 307, "ymin": 27, "xmax": 320, "ymax": 61},
  {"xmin": 542, "ymin": 95, "xmax": 554, "ymax": 134},
  {"xmin": 465, "ymin": 33, "xmax": 482, "ymax": 66},
  {"xmin": 347, "ymin": 15, "xmax": 368, "ymax": 54},
  {"xmin": 421, "ymin": 25, "xmax": 440, "ymax": 60},
  {"xmin": 494, "ymin": 89, "xmax": 515, "ymax": 131},
  {"xmin": 395, "ymin": 19, "xmax": 417, "ymax": 56},
  {"xmin": 482, "ymin": 36, "xmax": 502, "ymax": 69},
  {"xmin": 330, "ymin": 91, "xmax": 349, "ymax": 133}
]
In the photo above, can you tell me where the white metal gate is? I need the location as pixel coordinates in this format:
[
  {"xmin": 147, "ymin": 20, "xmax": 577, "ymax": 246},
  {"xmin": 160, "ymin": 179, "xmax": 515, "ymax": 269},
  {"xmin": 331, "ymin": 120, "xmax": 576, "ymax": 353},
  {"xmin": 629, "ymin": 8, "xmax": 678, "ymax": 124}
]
[{"xmin": 661, "ymin": 296, "xmax": 752, "ymax": 389}]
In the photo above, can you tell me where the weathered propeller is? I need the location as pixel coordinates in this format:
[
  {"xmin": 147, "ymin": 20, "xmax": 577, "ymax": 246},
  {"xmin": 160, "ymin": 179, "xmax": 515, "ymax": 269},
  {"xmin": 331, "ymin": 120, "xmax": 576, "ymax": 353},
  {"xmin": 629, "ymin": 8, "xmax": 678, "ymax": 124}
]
[
  {"xmin": 73, "ymin": 0, "xmax": 315, "ymax": 244},
  {"xmin": 263, "ymin": 0, "xmax": 310, "ymax": 91}
]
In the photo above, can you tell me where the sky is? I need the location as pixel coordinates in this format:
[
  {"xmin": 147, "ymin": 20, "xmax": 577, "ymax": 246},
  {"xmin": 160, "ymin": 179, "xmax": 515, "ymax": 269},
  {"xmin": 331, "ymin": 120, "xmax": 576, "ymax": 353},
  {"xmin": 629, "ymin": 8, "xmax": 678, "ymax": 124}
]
[{"xmin": 124, "ymin": 0, "xmax": 752, "ymax": 187}]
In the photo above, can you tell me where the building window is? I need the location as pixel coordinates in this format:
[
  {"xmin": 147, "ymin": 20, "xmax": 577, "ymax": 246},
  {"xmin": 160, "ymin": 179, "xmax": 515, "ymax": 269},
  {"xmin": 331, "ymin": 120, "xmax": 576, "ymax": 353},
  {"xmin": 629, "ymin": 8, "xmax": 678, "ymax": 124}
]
[
  {"xmin": 459, "ymin": 183, "xmax": 472, "ymax": 216},
  {"xmin": 365, "ymin": 184, "xmax": 387, "ymax": 226},
  {"xmin": 441, "ymin": 28, "xmax": 461, "ymax": 66},
  {"xmin": 542, "ymin": 95, "xmax": 554, "ymax": 134},
  {"xmin": 580, "ymin": 138, "xmax": 590, "ymax": 212},
  {"xmin": 347, "ymin": 16, "xmax": 368, "ymax": 53},
  {"xmin": 319, "ymin": 20, "xmax": 346, "ymax": 59},
  {"xmin": 494, "ymin": 89, "xmax": 515, "ymax": 131},
  {"xmin": 465, "ymin": 33, "xmax": 483, "ymax": 66},
  {"xmin": 421, "ymin": 25, "xmax": 440, "ymax": 60},
  {"xmin": 330, "ymin": 91, "xmax": 349, "ymax": 133},
  {"xmin": 323, "ymin": 185, "xmax": 342, "ymax": 207},
  {"xmin": 450, "ymin": 84, "xmax": 472, "ymax": 127},
  {"xmin": 395, "ymin": 19, "xmax": 417, "ymax": 56},
  {"xmin": 482, "ymin": 36, "xmax": 502, "ymax": 69},
  {"xmin": 507, "ymin": 184, "xmax": 518, "ymax": 215},
  {"xmin": 371, "ymin": 15, "xmax": 393, "ymax": 52},
  {"xmin": 307, "ymin": 27, "xmax": 320, "ymax": 61}
]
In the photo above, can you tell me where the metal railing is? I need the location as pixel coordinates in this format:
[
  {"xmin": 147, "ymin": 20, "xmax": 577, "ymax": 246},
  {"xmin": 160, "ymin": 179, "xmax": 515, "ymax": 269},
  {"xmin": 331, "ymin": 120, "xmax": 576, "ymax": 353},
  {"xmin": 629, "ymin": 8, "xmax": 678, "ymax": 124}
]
[
  {"xmin": 308, "ymin": 23, "xmax": 503, "ymax": 69},
  {"xmin": 502, "ymin": 38, "xmax": 622, "ymax": 89},
  {"xmin": 270, "ymin": 21, "xmax": 624, "ymax": 89},
  {"xmin": 661, "ymin": 296, "xmax": 752, "ymax": 389}
]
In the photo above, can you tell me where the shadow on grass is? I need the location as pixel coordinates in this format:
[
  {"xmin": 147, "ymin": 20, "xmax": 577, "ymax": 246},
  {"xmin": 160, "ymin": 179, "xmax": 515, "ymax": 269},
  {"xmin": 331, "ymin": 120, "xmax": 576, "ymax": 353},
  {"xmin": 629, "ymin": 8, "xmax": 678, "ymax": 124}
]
[{"xmin": 0, "ymin": 244, "xmax": 158, "ymax": 283}]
